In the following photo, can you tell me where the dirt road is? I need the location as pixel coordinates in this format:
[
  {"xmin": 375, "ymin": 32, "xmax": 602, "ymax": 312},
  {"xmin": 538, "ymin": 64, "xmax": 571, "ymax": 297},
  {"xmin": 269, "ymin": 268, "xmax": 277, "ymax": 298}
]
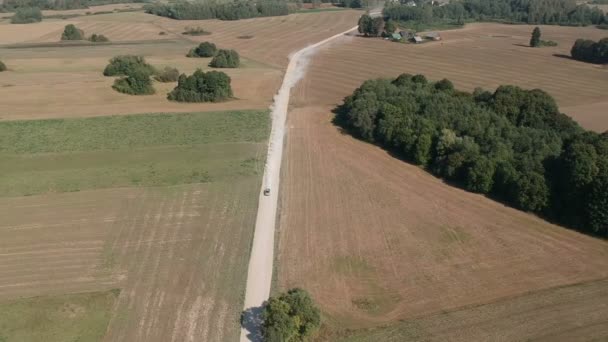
[{"xmin": 239, "ymin": 25, "xmax": 359, "ymax": 342}]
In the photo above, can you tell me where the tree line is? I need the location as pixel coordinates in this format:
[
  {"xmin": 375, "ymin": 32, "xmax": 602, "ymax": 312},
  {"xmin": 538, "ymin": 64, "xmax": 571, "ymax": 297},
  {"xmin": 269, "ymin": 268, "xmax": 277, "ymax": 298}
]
[
  {"xmin": 383, "ymin": 0, "xmax": 607, "ymax": 27},
  {"xmin": 336, "ymin": 74, "xmax": 608, "ymax": 237},
  {"xmin": 144, "ymin": 0, "xmax": 292, "ymax": 20},
  {"xmin": 571, "ymin": 37, "xmax": 608, "ymax": 63},
  {"xmin": 0, "ymin": 0, "xmax": 145, "ymax": 11}
]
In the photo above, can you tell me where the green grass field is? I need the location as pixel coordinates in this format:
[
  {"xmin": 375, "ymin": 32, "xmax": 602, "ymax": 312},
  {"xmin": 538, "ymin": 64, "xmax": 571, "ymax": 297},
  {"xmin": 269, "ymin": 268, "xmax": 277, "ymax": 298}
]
[
  {"xmin": 0, "ymin": 110, "xmax": 269, "ymax": 196},
  {"xmin": 0, "ymin": 290, "xmax": 119, "ymax": 342}
]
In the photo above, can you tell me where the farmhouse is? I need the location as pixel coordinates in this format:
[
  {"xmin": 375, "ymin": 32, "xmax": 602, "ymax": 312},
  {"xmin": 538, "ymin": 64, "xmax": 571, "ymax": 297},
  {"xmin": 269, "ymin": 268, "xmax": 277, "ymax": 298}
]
[
  {"xmin": 391, "ymin": 33, "xmax": 402, "ymax": 40},
  {"xmin": 412, "ymin": 35, "xmax": 423, "ymax": 43}
]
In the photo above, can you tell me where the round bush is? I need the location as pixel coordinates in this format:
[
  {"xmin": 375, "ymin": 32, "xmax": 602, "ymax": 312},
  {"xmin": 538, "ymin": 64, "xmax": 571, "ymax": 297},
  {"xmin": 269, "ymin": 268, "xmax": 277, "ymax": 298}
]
[
  {"xmin": 209, "ymin": 49, "xmax": 240, "ymax": 68},
  {"xmin": 62, "ymin": 24, "xmax": 84, "ymax": 40},
  {"xmin": 103, "ymin": 55, "xmax": 155, "ymax": 77},
  {"xmin": 187, "ymin": 42, "xmax": 217, "ymax": 58},
  {"xmin": 0, "ymin": 61, "xmax": 6, "ymax": 72},
  {"xmin": 112, "ymin": 68, "xmax": 155, "ymax": 95},
  {"xmin": 167, "ymin": 69, "xmax": 232, "ymax": 102}
]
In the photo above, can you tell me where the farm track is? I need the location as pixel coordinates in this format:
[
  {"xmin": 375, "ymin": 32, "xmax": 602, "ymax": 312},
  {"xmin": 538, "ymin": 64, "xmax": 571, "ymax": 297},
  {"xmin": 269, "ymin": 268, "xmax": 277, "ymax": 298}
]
[{"xmin": 277, "ymin": 21, "xmax": 608, "ymax": 339}]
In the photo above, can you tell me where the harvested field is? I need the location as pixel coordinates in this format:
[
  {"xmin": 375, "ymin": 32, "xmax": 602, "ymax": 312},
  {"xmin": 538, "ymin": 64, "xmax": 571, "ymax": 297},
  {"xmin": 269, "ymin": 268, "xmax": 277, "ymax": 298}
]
[
  {"xmin": 0, "ymin": 10, "xmax": 360, "ymax": 120},
  {"xmin": 292, "ymin": 23, "xmax": 608, "ymax": 131},
  {"xmin": 0, "ymin": 109, "xmax": 268, "ymax": 341},
  {"xmin": 336, "ymin": 278, "xmax": 608, "ymax": 341},
  {"xmin": 0, "ymin": 180, "xmax": 261, "ymax": 342},
  {"xmin": 0, "ymin": 290, "xmax": 118, "ymax": 342},
  {"xmin": 277, "ymin": 22, "xmax": 608, "ymax": 340}
]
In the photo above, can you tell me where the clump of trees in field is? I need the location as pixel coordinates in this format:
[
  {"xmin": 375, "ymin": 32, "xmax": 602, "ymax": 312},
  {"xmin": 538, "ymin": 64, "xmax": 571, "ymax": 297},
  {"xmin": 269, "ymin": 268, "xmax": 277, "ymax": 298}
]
[
  {"xmin": 209, "ymin": 49, "xmax": 240, "ymax": 68},
  {"xmin": 89, "ymin": 33, "xmax": 109, "ymax": 42},
  {"xmin": 383, "ymin": 0, "xmax": 607, "ymax": 29},
  {"xmin": 187, "ymin": 42, "xmax": 217, "ymax": 58},
  {"xmin": 154, "ymin": 66, "xmax": 180, "ymax": 82},
  {"xmin": 61, "ymin": 24, "xmax": 84, "ymax": 40},
  {"xmin": 144, "ymin": 0, "xmax": 292, "ymax": 21},
  {"xmin": 571, "ymin": 37, "xmax": 608, "ymax": 63},
  {"xmin": 112, "ymin": 67, "xmax": 155, "ymax": 95},
  {"xmin": 167, "ymin": 69, "xmax": 233, "ymax": 102},
  {"xmin": 261, "ymin": 288, "xmax": 321, "ymax": 342},
  {"xmin": 103, "ymin": 55, "xmax": 155, "ymax": 77},
  {"xmin": 358, "ymin": 14, "xmax": 385, "ymax": 37},
  {"xmin": 10, "ymin": 7, "xmax": 42, "ymax": 23},
  {"xmin": 0, "ymin": 61, "xmax": 6, "ymax": 72},
  {"xmin": 529, "ymin": 27, "xmax": 558, "ymax": 47},
  {"xmin": 336, "ymin": 74, "xmax": 608, "ymax": 237}
]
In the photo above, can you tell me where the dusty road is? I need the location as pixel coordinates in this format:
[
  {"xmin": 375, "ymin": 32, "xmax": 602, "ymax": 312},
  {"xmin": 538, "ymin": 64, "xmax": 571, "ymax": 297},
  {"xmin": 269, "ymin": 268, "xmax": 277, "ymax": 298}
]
[{"xmin": 239, "ymin": 25, "xmax": 359, "ymax": 342}]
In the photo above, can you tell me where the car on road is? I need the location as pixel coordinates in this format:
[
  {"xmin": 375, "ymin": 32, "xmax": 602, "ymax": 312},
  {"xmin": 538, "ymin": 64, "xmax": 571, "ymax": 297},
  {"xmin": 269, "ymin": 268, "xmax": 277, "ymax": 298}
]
[{"xmin": 264, "ymin": 188, "xmax": 271, "ymax": 196}]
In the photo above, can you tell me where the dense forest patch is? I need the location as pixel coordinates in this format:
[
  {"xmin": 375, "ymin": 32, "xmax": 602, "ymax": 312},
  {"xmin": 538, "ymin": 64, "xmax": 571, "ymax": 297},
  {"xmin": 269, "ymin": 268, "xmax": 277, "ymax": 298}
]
[{"xmin": 336, "ymin": 74, "xmax": 608, "ymax": 237}]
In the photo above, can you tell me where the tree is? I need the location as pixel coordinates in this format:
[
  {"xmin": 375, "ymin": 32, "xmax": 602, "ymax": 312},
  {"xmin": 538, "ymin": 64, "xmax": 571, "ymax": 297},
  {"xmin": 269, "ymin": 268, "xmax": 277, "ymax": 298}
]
[
  {"xmin": 371, "ymin": 17, "xmax": 385, "ymax": 37},
  {"xmin": 358, "ymin": 14, "xmax": 372, "ymax": 36},
  {"xmin": 0, "ymin": 61, "xmax": 6, "ymax": 72},
  {"xmin": 187, "ymin": 42, "xmax": 217, "ymax": 58},
  {"xmin": 167, "ymin": 69, "xmax": 233, "ymax": 102},
  {"xmin": 384, "ymin": 19, "xmax": 397, "ymax": 35},
  {"xmin": 530, "ymin": 26, "xmax": 541, "ymax": 47},
  {"xmin": 209, "ymin": 49, "xmax": 240, "ymax": 68},
  {"xmin": 112, "ymin": 67, "xmax": 155, "ymax": 95},
  {"xmin": 103, "ymin": 55, "xmax": 155, "ymax": 77},
  {"xmin": 89, "ymin": 34, "xmax": 109, "ymax": 42},
  {"xmin": 261, "ymin": 288, "xmax": 321, "ymax": 342},
  {"xmin": 61, "ymin": 24, "xmax": 84, "ymax": 41}
]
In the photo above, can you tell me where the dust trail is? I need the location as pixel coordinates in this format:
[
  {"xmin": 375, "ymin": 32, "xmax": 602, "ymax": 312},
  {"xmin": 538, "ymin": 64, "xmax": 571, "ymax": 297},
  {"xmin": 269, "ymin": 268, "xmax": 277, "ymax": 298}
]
[{"xmin": 240, "ymin": 25, "xmax": 358, "ymax": 342}]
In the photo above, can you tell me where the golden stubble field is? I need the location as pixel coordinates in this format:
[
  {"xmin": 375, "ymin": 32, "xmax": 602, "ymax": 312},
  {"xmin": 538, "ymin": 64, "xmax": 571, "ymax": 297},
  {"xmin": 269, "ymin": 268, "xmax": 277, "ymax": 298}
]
[
  {"xmin": 0, "ymin": 8, "xmax": 361, "ymax": 342},
  {"xmin": 0, "ymin": 10, "xmax": 361, "ymax": 120},
  {"xmin": 277, "ymin": 22, "xmax": 608, "ymax": 340},
  {"xmin": 0, "ymin": 180, "xmax": 261, "ymax": 342}
]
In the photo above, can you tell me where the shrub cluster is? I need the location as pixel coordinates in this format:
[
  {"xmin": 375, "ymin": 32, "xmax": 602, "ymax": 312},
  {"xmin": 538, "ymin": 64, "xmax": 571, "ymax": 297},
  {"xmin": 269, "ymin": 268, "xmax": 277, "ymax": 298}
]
[
  {"xmin": 209, "ymin": 49, "xmax": 240, "ymax": 68},
  {"xmin": 261, "ymin": 288, "xmax": 321, "ymax": 342},
  {"xmin": 182, "ymin": 26, "xmax": 211, "ymax": 36},
  {"xmin": 103, "ymin": 55, "xmax": 155, "ymax": 77},
  {"xmin": 337, "ymin": 74, "xmax": 608, "ymax": 237},
  {"xmin": 187, "ymin": 42, "xmax": 217, "ymax": 58},
  {"xmin": 144, "ymin": 0, "xmax": 291, "ymax": 21},
  {"xmin": 0, "ymin": 61, "xmax": 6, "ymax": 72},
  {"xmin": 154, "ymin": 66, "xmax": 180, "ymax": 83},
  {"xmin": 89, "ymin": 33, "xmax": 109, "ymax": 42},
  {"xmin": 61, "ymin": 24, "xmax": 84, "ymax": 40},
  {"xmin": 112, "ymin": 68, "xmax": 155, "ymax": 95},
  {"xmin": 167, "ymin": 69, "xmax": 232, "ymax": 102},
  {"xmin": 10, "ymin": 7, "xmax": 42, "ymax": 23},
  {"xmin": 571, "ymin": 38, "xmax": 608, "ymax": 64}
]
